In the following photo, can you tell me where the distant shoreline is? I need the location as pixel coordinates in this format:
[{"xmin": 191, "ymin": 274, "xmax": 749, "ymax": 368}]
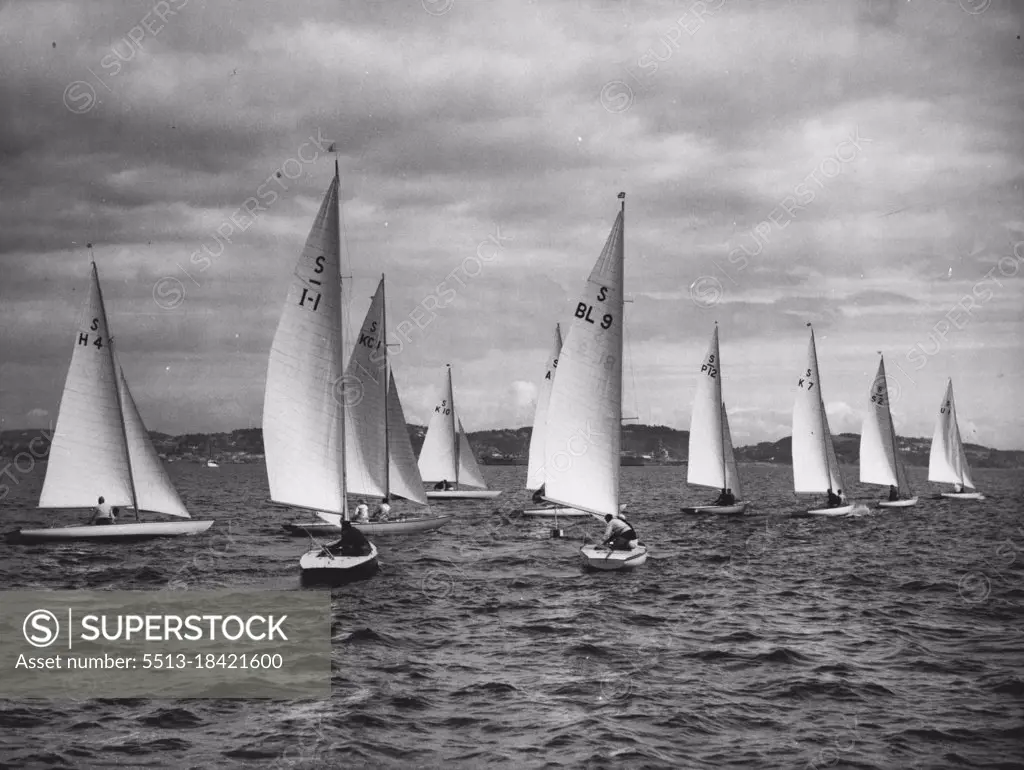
[{"xmin": 3, "ymin": 425, "xmax": 1021, "ymax": 469}]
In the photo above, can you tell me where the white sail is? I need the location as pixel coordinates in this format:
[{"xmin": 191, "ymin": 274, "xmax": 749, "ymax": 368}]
[
  {"xmin": 792, "ymin": 328, "xmax": 844, "ymax": 494},
  {"xmin": 262, "ymin": 171, "xmax": 346, "ymax": 514},
  {"xmin": 118, "ymin": 370, "xmax": 190, "ymax": 518},
  {"xmin": 544, "ymin": 201, "xmax": 624, "ymax": 516},
  {"xmin": 928, "ymin": 379, "xmax": 975, "ymax": 489},
  {"xmin": 687, "ymin": 326, "xmax": 726, "ymax": 490},
  {"xmin": 456, "ymin": 420, "xmax": 488, "ymax": 489},
  {"xmin": 386, "ymin": 372, "xmax": 428, "ymax": 505},
  {"xmin": 344, "ymin": 279, "xmax": 389, "ymax": 500},
  {"xmin": 39, "ymin": 264, "xmax": 134, "ymax": 509},
  {"xmin": 526, "ymin": 324, "xmax": 562, "ymax": 490},
  {"xmin": 859, "ymin": 356, "xmax": 901, "ymax": 489},
  {"xmin": 417, "ymin": 367, "xmax": 458, "ymax": 483},
  {"xmin": 721, "ymin": 402, "xmax": 743, "ymax": 501}
]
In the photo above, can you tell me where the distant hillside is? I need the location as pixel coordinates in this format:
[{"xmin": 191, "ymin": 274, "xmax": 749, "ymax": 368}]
[{"xmin": 2, "ymin": 425, "xmax": 1021, "ymax": 468}]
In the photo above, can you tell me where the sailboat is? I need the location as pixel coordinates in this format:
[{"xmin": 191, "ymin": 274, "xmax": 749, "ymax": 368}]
[
  {"xmin": 860, "ymin": 355, "xmax": 918, "ymax": 507},
  {"xmin": 282, "ymin": 276, "xmax": 454, "ymax": 536},
  {"xmin": 681, "ymin": 324, "xmax": 748, "ymax": 514},
  {"xmin": 792, "ymin": 324, "xmax": 855, "ymax": 516},
  {"xmin": 523, "ymin": 324, "xmax": 629, "ymax": 519},
  {"xmin": 928, "ymin": 379, "xmax": 985, "ymax": 500},
  {"xmin": 540, "ymin": 194, "xmax": 645, "ymax": 570},
  {"xmin": 205, "ymin": 438, "xmax": 219, "ymax": 468},
  {"xmin": 417, "ymin": 366, "xmax": 502, "ymax": 500},
  {"xmin": 5, "ymin": 263, "xmax": 214, "ymax": 543},
  {"xmin": 263, "ymin": 159, "xmax": 378, "ymax": 584}
]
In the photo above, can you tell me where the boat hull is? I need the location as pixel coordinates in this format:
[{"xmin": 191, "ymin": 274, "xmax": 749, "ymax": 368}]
[
  {"xmin": 299, "ymin": 543, "xmax": 378, "ymax": 585},
  {"xmin": 5, "ymin": 520, "xmax": 215, "ymax": 543},
  {"xmin": 425, "ymin": 490, "xmax": 502, "ymax": 500},
  {"xmin": 805, "ymin": 504, "xmax": 856, "ymax": 516},
  {"xmin": 283, "ymin": 516, "xmax": 453, "ymax": 536},
  {"xmin": 878, "ymin": 497, "xmax": 919, "ymax": 508},
  {"xmin": 580, "ymin": 544, "xmax": 648, "ymax": 571},
  {"xmin": 941, "ymin": 492, "xmax": 985, "ymax": 500},
  {"xmin": 522, "ymin": 503, "xmax": 627, "ymax": 518},
  {"xmin": 681, "ymin": 502, "xmax": 748, "ymax": 514}
]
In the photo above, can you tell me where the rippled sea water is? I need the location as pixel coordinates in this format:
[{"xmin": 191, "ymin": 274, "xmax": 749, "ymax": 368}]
[{"xmin": 1, "ymin": 461, "xmax": 1023, "ymax": 769}]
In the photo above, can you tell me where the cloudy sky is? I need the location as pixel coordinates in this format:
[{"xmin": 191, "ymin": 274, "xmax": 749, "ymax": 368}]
[{"xmin": 0, "ymin": 0, "xmax": 1021, "ymax": 449}]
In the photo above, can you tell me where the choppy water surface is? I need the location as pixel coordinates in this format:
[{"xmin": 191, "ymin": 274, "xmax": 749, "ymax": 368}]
[{"xmin": 1, "ymin": 462, "xmax": 1022, "ymax": 769}]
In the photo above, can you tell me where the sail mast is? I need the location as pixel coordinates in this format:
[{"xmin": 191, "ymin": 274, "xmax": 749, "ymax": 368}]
[
  {"xmin": 716, "ymin": 324, "xmax": 726, "ymax": 489},
  {"xmin": 381, "ymin": 273, "xmax": 390, "ymax": 499},
  {"xmin": 618, "ymin": 193, "xmax": 625, "ymax": 508},
  {"xmin": 948, "ymin": 380, "xmax": 964, "ymax": 487},
  {"xmin": 880, "ymin": 354, "xmax": 910, "ymax": 496},
  {"xmin": 448, "ymin": 365, "xmax": 459, "ymax": 486},
  {"xmin": 93, "ymin": 260, "xmax": 140, "ymax": 519},
  {"xmin": 809, "ymin": 325, "xmax": 834, "ymax": 492},
  {"xmin": 335, "ymin": 157, "xmax": 349, "ymax": 520}
]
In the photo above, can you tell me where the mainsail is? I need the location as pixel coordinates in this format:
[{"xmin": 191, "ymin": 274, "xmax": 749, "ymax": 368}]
[
  {"xmin": 859, "ymin": 355, "xmax": 911, "ymax": 494},
  {"xmin": 418, "ymin": 367, "xmax": 490, "ymax": 489},
  {"xmin": 792, "ymin": 327, "xmax": 844, "ymax": 494},
  {"xmin": 928, "ymin": 379, "xmax": 975, "ymax": 489},
  {"xmin": 543, "ymin": 199, "xmax": 625, "ymax": 516},
  {"xmin": 262, "ymin": 168, "xmax": 347, "ymax": 514},
  {"xmin": 343, "ymin": 277, "xmax": 427, "ymax": 505},
  {"xmin": 526, "ymin": 324, "xmax": 562, "ymax": 491},
  {"xmin": 38, "ymin": 264, "xmax": 189, "ymax": 518}
]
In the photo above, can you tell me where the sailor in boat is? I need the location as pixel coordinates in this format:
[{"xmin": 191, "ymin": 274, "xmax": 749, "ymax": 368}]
[
  {"xmin": 601, "ymin": 514, "xmax": 638, "ymax": 551},
  {"xmin": 888, "ymin": 485, "xmax": 899, "ymax": 502},
  {"xmin": 353, "ymin": 499, "xmax": 370, "ymax": 523},
  {"xmin": 372, "ymin": 496, "xmax": 392, "ymax": 522},
  {"xmin": 532, "ymin": 485, "xmax": 546, "ymax": 504},
  {"xmin": 326, "ymin": 521, "xmax": 372, "ymax": 557},
  {"xmin": 433, "ymin": 480, "xmax": 454, "ymax": 491},
  {"xmin": 826, "ymin": 488, "xmax": 842, "ymax": 508},
  {"xmin": 954, "ymin": 483, "xmax": 964, "ymax": 493},
  {"xmin": 714, "ymin": 488, "xmax": 736, "ymax": 506},
  {"xmin": 89, "ymin": 496, "xmax": 116, "ymax": 526}
]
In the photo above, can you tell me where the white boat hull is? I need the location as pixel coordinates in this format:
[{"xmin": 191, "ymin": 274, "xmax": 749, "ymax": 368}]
[
  {"xmin": 941, "ymin": 491, "xmax": 985, "ymax": 500},
  {"xmin": 299, "ymin": 542, "xmax": 378, "ymax": 585},
  {"xmin": 425, "ymin": 490, "xmax": 502, "ymax": 500},
  {"xmin": 522, "ymin": 503, "xmax": 627, "ymax": 518},
  {"xmin": 283, "ymin": 516, "xmax": 453, "ymax": 536},
  {"xmin": 580, "ymin": 543, "xmax": 648, "ymax": 571},
  {"xmin": 6, "ymin": 520, "xmax": 215, "ymax": 543},
  {"xmin": 878, "ymin": 497, "xmax": 919, "ymax": 508},
  {"xmin": 805, "ymin": 504, "xmax": 856, "ymax": 516},
  {"xmin": 681, "ymin": 502, "xmax": 748, "ymax": 514}
]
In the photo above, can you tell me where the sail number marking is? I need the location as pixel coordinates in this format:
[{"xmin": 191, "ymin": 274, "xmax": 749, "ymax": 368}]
[
  {"xmin": 434, "ymin": 398, "xmax": 451, "ymax": 416},
  {"xmin": 298, "ymin": 255, "xmax": 326, "ymax": 312},
  {"xmin": 797, "ymin": 368, "xmax": 815, "ymax": 390},
  {"xmin": 870, "ymin": 383, "xmax": 887, "ymax": 406},
  {"xmin": 939, "ymin": 400, "xmax": 950, "ymax": 415},
  {"xmin": 701, "ymin": 353, "xmax": 718, "ymax": 379},
  {"xmin": 574, "ymin": 285, "xmax": 613, "ymax": 329},
  {"xmin": 77, "ymin": 318, "xmax": 106, "ymax": 349}
]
